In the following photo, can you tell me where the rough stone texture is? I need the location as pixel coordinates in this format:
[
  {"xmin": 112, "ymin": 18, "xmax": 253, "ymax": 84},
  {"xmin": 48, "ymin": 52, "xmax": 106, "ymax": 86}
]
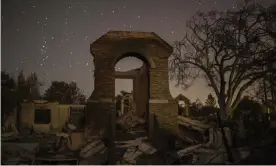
[
  {"xmin": 135, "ymin": 64, "xmax": 149, "ymax": 117},
  {"xmin": 149, "ymin": 100, "xmax": 179, "ymax": 134},
  {"xmin": 87, "ymin": 30, "xmax": 178, "ymax": 134}
]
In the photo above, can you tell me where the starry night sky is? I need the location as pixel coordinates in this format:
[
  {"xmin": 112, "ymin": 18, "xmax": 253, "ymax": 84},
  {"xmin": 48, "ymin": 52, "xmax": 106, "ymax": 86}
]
[{"xmin": 1, "ymin": 0, "xmax": 272, "ymax": 102}]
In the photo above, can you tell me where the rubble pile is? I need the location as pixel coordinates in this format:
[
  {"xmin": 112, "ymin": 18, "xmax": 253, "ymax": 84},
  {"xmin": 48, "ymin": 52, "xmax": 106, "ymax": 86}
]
[
  {"xmin": 116, "ymin": 108, "xmax": 146, "ymax": 133},
  {"xmin": 2, "ymin": 111, "xmax": 276, "ymax": 165},
  {"xmin": 80, "ymin": 140, "xmax": 107, "ymax": 158},
  {"xmin": 176, "ymin": 116, "xmax": 255, "ymax": 164},
  {"xmin": 2, "ymin": 142, "xmax": 39, "ymax": 165},
  {"xmin": 115, "ymin": 137, "xmax": 158, "ymax": 164}
]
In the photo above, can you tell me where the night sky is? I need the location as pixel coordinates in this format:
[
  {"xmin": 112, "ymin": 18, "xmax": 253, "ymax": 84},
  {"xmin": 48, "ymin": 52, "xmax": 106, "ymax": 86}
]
[{"xmin": 1, "ymin": 0, "xmax": 271, "ymax": 102}]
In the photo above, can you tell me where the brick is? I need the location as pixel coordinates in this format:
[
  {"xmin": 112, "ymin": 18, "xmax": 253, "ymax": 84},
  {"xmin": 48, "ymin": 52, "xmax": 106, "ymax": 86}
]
[{"xmin": 87, "ymin": 31, "xmax": 178, "ymax": 135}]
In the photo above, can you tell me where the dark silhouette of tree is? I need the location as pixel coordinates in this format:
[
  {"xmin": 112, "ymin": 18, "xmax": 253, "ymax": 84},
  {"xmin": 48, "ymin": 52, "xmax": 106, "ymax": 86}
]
[
  {"xmin": 170, "ymin": 2, "xmax": 276, "ymax": 120},
  {"xmin": 254, "ymin": 75, "xmax": 276, "ymax": 110},
  {"xmin": 1, "ymin": 71, "xmax": 17, "ymax": 119},
  {"xmin": 188, "ymin": 98, "xmax": 203, "ymax": 117},
  {"xmin": 2, "ymin": 70, "xmax": 42, "ymax": 125},
  {"xmin": 258, "ymin": 3, "xmax": 276, "ymax": 41},
  {"xmin": 17, "ymin": 70, "xmax": 29, "ymax": 100},
  {"xmin": 205, "ymin": 93, "xmax": 216, "ymax": 107},
  {"xmin": 232, "ymin": 96, "xmax": 263, "ymax": 120},
  {"xmin": 44, "ymin": 81, "xmax": 86, "ymax": 104},
  {"xmin": 232, "ymin": 96, "xmax": 265, "ymax": 139},
  {"xmin": 16, "ymin": 70, "xmax": 42, "ymax": 100},
  {"xmin": 26, "ymin": 72, "xmax": 42, "ymax": 100},
  {"xmin": 199, "ymin": 106, "xmax": 220, "ymax": 117},
  {"xmin": 192, "ymin": 98, "xmax": 203, "ymax": 110}
]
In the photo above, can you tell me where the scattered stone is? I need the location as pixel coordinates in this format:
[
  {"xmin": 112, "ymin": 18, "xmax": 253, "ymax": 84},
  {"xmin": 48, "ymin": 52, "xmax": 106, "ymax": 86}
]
[
  {"xmin": 67, "ymin": 123, "xmax": 77, "ymax": 131},
  {"xmin": 115, "ymin": 137, "xmax": 148, "ymax": 148},
  {"xmin": 177, "ymin": 144, "xmax": 203, "ymax": 157},
  {"xmin": 123, "ymin": 147, "xmax": 143, "ymax": 164},
  {"xmin": 138, "ymin": 142, "xmax": 157, "ymax": 155},
  {"xmin": 80, "ymin": 140, "xmax": 106, "ymax": 158},
  {"xmin": 56, "ymin": 132, "xmax": 69, "ymax": 138}
]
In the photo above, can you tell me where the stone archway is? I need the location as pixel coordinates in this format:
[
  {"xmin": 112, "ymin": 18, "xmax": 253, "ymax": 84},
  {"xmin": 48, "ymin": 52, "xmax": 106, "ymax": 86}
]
[{"xmin": 86, "ymin": 31, "xmax": 178, "ymax": 135}]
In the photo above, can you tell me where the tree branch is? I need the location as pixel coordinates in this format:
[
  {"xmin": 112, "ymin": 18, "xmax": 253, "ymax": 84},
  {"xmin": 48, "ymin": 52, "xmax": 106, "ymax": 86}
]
[{"xmin": 231, "ymin": 74, "xmax": 265, "ymax": 111}]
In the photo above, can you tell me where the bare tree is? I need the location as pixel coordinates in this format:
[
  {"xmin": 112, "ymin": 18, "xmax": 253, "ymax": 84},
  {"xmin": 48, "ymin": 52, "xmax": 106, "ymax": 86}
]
[
  {"xmin": 253, "ymin": 53, "xmax": 276, "ymax": 111},
  {"xmin": 170, "ymin": 2, "xmax": 276, "ymax": 120},
  {"xmin": 252, "ymin": 4, "xmax": 276, "ymax": 111}
]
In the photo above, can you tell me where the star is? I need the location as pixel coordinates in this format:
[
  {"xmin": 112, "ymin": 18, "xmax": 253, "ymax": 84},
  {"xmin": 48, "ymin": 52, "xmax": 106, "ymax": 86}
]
[{"xmin": 3, "ymin": 0, "xmax": 269, "ymax": 104}]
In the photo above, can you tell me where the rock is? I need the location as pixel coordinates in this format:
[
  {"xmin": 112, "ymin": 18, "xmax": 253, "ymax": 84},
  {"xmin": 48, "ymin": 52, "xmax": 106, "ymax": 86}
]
[
  {"xmin": 116, "ymin": 109, "xmax": 145, "ymax": 132},
  {"xmin": 67, "ymin": 123, "xmax": 76, "ymax": 131},
  {"xmin": 123, "ymin": 147, "xmax": 143, "ymax": 164},
  {"xmin": 80, "ymin": 140, "xmax": 106, "ymax": 158},
  {"xmin": 177, "ymin": 144, "xmax": 203, "ymax": 157},
  {"xmin": 115, "ymin": 137, "xmax": 148, "ymax": 148},
  {"xmin": 138, "ymin": 142, "xmax": 157, "ymax": 155},
  {"xmin": 56, "ymin": 132, "xmax": 69, "ymax": 138},
  {"xmin": 232, "ymin": 147, "xmax": 251, "ymax": 162}
]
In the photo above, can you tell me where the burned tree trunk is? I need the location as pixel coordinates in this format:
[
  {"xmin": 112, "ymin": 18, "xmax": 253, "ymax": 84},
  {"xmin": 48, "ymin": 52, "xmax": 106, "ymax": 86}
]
[{"xmin": 216, "ymin": 112, "xmax": 234, "ymax": 163}]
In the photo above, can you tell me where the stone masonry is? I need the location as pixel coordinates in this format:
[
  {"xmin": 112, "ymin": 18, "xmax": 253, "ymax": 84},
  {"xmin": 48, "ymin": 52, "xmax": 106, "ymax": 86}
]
[{"xmin": 86, "ymin": 31, "xmax": 178, "ymax": 135}]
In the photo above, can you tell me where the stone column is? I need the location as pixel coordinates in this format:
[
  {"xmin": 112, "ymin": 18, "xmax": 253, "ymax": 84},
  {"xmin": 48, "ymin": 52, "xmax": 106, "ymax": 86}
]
[
  {"xmin": 148, "ymin": 56, "xmax": 178, "ymax": 134},
  {"xmin": 87, "ymin": 51, "xmax": 115, "ymax": 128}
]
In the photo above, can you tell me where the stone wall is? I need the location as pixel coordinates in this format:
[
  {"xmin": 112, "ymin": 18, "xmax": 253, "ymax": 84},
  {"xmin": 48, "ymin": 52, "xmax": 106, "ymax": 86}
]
[
  {"xmin": 86, "ymin": 101, "xmax": 115, "ymax": 129},
  {"xmin": 87, "ymin": 31, "xmax": 178, "ymax": 136},
  {"xmin": 136, "ymin": 64, "xmax": 149, "ymax": 117},
  {"xmin": 149, "ymin": 100, "xmax": 179, "ymax": 134}
]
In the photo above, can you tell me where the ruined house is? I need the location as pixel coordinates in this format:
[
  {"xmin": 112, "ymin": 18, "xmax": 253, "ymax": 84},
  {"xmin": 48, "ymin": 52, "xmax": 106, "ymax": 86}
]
[
  {"xmin": 19, "ymin": 100, "xmax": 86, "ymax": 134},
  {"xmin": 86, "ymin": 31, "xmax": 179, "ymax": 136}
]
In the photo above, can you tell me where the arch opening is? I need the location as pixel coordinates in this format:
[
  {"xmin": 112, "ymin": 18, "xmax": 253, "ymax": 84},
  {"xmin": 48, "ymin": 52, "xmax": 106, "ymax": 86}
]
[
  {"xmin": 112, "ymin": 52, "xmax": 155, "ymax": 69},
  {"xmin": 114, "ymin": 53, "xmax": 150, "ymax": 129}
]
